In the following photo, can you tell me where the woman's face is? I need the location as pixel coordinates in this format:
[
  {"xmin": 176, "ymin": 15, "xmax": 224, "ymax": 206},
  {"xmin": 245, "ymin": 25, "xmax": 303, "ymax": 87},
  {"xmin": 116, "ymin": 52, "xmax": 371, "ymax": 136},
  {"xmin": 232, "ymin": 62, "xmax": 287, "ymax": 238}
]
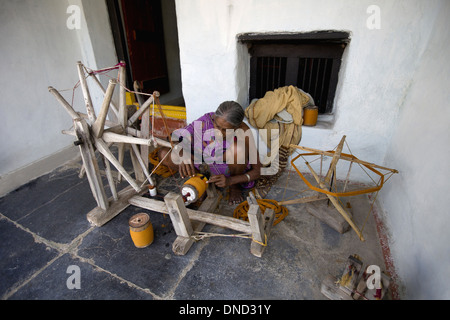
[{"xmin": 213, "ymin": 116, "xmax": 238, "ymax": 137}]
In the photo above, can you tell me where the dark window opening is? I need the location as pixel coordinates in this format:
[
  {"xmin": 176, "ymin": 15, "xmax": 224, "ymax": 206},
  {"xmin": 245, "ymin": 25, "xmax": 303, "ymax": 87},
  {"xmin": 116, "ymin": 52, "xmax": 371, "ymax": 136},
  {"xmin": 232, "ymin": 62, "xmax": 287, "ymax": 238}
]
[
  {"xmin": 255, "ymin": 57, "xmax": 287, "ymax": 98},
  {"xmin": 297, "ymin": 57, "xmax": 333, "ymax": 112},
  {"xmin": 239, "ymin": 31, "xmax": 350, "ymax": 114}
]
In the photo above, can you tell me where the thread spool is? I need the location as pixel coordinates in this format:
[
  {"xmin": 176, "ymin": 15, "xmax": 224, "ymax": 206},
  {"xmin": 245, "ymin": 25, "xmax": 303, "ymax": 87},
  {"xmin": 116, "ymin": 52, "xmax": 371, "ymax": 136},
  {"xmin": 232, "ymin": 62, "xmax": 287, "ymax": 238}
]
[
  {"xmin": 181, "ymin": 174, "xmax": 208, "ymax": 205},
  {"xmin": 303, "ymin": 105, "xmax": 318, "ymax": 126},
  {"xmin": 129, "ymin": 213, "xmax": 154, "ymax": 248},
  {"xmin": 149, "ymin": 185, "xmax": 157, "ymax": 197}
]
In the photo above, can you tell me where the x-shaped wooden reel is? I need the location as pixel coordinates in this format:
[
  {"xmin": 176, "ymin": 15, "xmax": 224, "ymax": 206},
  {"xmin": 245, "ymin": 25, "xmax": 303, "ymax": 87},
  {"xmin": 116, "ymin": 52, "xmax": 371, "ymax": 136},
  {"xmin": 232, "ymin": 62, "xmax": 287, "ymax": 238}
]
[{"xmin": 287, "ymin": 135, "xmax": 398, "ymax": 241}]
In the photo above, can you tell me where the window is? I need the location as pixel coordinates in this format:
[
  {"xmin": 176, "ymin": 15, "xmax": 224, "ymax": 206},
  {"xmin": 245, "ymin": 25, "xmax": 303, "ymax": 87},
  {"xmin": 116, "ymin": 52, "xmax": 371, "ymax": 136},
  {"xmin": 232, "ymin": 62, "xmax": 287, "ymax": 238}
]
[{"xmin": 239, "ymin": 31, "xmax": 350, "ymax": 114}]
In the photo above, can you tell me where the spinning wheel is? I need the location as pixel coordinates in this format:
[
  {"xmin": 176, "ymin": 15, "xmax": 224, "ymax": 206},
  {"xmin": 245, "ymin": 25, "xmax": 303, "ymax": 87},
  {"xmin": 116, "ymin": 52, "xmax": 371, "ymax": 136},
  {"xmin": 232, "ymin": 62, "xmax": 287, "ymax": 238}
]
[
  {"xmin": 48, "ymin": 61, "xmax": 172, "ymax": 225},
  {"xmin": 48, "ymin": 61, "xmax": 274, "ymax": 257}
]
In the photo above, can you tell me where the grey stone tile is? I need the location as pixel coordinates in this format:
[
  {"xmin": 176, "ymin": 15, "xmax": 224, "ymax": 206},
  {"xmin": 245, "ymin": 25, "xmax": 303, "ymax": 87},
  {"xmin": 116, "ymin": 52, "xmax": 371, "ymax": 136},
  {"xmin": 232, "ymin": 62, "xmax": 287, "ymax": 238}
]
[{"xmin": 0, "ymin": 218, "xmax": 59, "ymax": 298}]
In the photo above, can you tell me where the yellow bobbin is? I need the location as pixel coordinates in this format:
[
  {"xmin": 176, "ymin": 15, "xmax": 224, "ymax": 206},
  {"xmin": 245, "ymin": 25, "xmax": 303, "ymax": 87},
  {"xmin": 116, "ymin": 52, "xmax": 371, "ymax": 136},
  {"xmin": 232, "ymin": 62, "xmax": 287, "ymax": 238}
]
[
  {"xmin": 187, "ymin": 174, "xmax": 208, "ymax": 196},
  {"xmin": 129, "ymin": 213, "xmax": 154, "ymax": 248},
  {"xmin": 182, "ymin": 174, "xmax": 208, "ymax": 204},
  {"xmin": 303, "ymin": 105, "xmax": 318, "ymax": 126}
]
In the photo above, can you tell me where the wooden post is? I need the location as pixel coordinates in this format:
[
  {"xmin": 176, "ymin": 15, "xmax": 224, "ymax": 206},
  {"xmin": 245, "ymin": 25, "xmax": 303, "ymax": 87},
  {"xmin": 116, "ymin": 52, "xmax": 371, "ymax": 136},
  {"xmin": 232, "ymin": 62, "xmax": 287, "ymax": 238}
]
[
  {"xmin": 277, "ymin": 194, "xmax": 327, "ymax": 206},
  {"xmin": 127, "ymin": 95, "xmax": 154, "ymax": 126},
  {"xmin": 306, "ymin": 162, "xmax": 365, "ymax": 241},
  {"xmin": 246, "ymin": 192, "xmax": 275, "ymax": 257},
  {"xmin": 251, "ymin": 208, "xmax": 275, "ymax": 257},
  {"xmin": 164, "ymin": 192, "xmax": 193, "ymax": 238},
  {"xmin": 324, "ymin": 135, "xmax": 346, "ymax": 185},
  {"xmin": 139, "ymin": 101, "xmax": 151, "ymax": 184},
  {"xmin": 118, "ymin": 60, "xmax": 127, "ymax": 128},
  {"xmin": 129, "ymin": 143, "xmax": 145, "ymax": 183},
  {"xmin": 133, "ymin": 80, "xmax": 151, "ymax": 186},
  {"xmin": 74, "ymin": 118, "xmax": 109, "ymax": 210},
  {"xmin": 92, "ymin": 79, "xmax": 117, "ymax": 138},
  {"xmin": 48, "ymin": 87, "xmax": 80, "ymax": 120},
  {"xmin": 306, "ymin": 200, "xmax": 351, "ymax": 234},
  {"xmin": 171, "ymin": 183, "xmax": 220, "ymax": 255},
  {"xmin": 246, "ymin": 192, "xmax": 267, "ymax": 256},
  {"xmin": 247, "ymin": 203, "xmax": 265, "ymax": 244},
  {"xmin": 89, "ymin": 72, "xmax": 119, "ymax": 118},
  {"xmin": 76, "ymin": 61, "xmax": 96, "ymax": 123},
  {"xmin": 101, "ymin": 132, "xmax": 153, "ymax": 146},
  {"xmin": 101, "ymin": 155, "xmax": 118, "ymax": 201},
  {"xmin": 117, "ymin": 61, "xmax": 127, "ymax": 182},
  {"xmin": 130, "ymin": 141, "xmax": 151, "ymax": 183},
  {"xmin": 94, "ymin": 137, "xmax": 142, "ymax": 192}
]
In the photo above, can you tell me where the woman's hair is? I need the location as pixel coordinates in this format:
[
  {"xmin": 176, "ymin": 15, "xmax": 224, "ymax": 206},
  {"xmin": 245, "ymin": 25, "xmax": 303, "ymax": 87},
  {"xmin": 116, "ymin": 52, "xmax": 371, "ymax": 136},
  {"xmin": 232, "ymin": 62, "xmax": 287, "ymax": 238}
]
[{"xmin": 215, "ymin": 101, "xmax": 245, "ymax": 127}]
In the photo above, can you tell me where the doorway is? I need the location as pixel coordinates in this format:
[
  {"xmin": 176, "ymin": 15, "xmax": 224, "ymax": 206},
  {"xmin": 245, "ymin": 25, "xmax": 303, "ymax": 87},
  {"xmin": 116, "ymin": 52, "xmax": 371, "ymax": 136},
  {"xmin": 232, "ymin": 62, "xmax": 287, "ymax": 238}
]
[{"xmin": 106, "ymin": 0, "xmax": 184, "ymax": 105}]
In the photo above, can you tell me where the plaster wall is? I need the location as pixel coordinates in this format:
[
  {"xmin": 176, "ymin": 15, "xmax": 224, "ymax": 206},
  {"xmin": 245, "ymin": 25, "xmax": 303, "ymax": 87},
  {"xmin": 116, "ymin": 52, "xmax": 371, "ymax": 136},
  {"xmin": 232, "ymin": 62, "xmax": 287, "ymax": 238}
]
[
  {"xmin": 378, "ymin": 0, "xmax": 450, "ymax": 299},
  {"xmin": 175, "ymin": 0, "xmax": 441, "ymax": 182},
  {"xmin": 0, "ymin": 0, "xmax": 82, "ymax": 179},
  {"xmin": 0, "ymin": 0, "xmax": 117, "ymax": 195}
]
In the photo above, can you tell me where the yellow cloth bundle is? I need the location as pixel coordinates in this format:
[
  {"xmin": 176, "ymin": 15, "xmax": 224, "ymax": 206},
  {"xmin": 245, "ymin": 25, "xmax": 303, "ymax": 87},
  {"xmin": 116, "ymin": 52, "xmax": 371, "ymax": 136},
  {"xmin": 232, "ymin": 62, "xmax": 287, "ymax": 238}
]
[{"xmin": 245, "ymin": 85, "xmax": 312, "ymax": 153}]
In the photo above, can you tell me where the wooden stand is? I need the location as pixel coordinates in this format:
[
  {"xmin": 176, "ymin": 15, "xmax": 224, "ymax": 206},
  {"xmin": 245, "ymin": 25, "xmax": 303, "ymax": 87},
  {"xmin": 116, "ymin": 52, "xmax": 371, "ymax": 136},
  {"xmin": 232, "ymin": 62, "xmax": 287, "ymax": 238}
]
[
  {"xmin": 49, "ymin": 61, "xmax": 273, "ymax": 257},
  {"xmin": 306, "ymin": 200, "xmax": 352, "ymax": 234},
  {"xmin": 282, "ymin": 135, "xmax": 398, "ymax": 241},
  {"xmin": 128, "ymin": 186, "xmax": 274, "ymax": 257}
]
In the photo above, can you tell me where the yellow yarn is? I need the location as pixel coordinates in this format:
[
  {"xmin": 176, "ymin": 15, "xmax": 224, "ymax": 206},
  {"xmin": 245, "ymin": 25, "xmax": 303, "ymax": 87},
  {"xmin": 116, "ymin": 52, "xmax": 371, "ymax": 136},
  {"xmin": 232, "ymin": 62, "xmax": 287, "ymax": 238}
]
[
  {"xmin": 149, "ymin": 148, "xmax": 175, "ymax": 178},
  {"xmin": 233, "ymin": 199, "xmax": 288, "ymax": 226}
]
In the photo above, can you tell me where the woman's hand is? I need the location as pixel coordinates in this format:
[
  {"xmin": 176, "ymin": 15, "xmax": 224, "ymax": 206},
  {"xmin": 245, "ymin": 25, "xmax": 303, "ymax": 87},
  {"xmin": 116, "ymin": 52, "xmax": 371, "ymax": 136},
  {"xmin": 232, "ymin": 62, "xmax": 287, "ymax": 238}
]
[
  {"xmin": 179, "ymin": 160, "xmax": 196, "ymax": 179},
  {"xmin": 207, "ymin": 174, "xmax": 229, "ymax": 188}
]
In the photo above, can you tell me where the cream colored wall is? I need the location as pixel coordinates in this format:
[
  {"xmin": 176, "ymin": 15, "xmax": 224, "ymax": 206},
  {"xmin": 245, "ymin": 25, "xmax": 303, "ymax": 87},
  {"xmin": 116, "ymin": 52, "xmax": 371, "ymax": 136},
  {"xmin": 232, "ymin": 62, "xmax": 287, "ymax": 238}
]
[{"xmin": 174, "ymin": 0, "xmax": 450, "ymax": 298}]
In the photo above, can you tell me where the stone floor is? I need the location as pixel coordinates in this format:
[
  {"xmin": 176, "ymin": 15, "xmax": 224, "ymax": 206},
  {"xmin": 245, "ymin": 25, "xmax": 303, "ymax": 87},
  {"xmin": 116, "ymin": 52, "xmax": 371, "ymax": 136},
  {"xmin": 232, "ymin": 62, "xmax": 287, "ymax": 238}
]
[{"xmin": 0, "ymin": 152, "xmax": 396, "ymax": 302}]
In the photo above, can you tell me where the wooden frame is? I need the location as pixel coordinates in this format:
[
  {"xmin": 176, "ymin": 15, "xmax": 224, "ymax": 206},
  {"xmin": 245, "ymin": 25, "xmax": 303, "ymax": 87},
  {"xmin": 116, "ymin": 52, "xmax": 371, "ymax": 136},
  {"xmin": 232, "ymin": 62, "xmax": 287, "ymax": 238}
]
[
  {"xmin": 278, "ymin": 136, "xmax": 397, "ymax": 241},
  {"xmin": 49, "ymin": 61, "xmax": 273, "ymax": 257}
]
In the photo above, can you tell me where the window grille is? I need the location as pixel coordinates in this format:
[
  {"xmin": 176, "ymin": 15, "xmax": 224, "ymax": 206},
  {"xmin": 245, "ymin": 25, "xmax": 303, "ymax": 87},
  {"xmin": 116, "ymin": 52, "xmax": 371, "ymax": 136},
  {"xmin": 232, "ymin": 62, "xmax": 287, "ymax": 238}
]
[{"xmin": 240, "ymin": 32, "xmax": 349, "ymax": 114}]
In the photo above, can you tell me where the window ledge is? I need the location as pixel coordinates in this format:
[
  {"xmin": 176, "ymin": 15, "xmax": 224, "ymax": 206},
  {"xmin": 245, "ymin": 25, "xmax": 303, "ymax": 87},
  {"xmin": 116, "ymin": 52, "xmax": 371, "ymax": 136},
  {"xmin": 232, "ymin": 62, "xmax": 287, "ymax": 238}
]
[{"xmin": 303, "ymin": 114, "xmax": 335, "ymax": 130}]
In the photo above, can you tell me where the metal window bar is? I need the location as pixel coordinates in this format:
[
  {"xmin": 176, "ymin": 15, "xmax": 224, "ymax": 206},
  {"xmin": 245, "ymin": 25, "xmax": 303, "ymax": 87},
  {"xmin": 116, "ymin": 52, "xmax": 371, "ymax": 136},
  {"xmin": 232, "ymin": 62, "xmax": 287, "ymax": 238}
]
[
  {"xmin": 253, "ymin": 56, "xmax": 335, "ymax": 114},
  {"xmin": 256, "ymin": 57, "xmax": 287, "ymax": 97},
  {"xmin": 296, "ymin": 57, "xmax": 333, "ymax": 114}
]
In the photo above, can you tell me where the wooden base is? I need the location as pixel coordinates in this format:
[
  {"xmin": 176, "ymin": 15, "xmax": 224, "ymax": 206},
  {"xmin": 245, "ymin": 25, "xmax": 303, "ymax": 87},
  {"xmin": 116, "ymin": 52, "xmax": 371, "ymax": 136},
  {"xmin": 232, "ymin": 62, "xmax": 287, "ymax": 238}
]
[
  {"xmin": 87, "ymin": 185, "xmax": 148, "ymax": 227},
  {"xmin": 305, "ymin": 199, "xmax": 352, "ymax": 234},
  {"xmin": 250, "ymin": 208, "xmax": 275, "ymax": 257},
  {"xmin": 171, "ymin": 187, "xmax": 220, "ymax": 255},
  {"xmin": 127, "ymin": 186, "xmax": 273, "ymax": 257}
]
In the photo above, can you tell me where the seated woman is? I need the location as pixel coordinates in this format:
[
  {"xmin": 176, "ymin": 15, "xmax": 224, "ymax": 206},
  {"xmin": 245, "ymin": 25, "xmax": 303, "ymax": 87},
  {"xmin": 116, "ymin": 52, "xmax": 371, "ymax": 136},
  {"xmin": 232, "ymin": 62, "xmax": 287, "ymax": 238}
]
[{"xmin": 158, "ymin": 101, "xmax": 262, "ymax": 205}]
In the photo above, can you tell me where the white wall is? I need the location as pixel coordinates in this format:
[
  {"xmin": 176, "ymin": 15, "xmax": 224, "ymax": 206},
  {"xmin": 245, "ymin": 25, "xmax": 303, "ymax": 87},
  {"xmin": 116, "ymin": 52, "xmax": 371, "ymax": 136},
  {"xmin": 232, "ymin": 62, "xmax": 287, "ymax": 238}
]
[
  {"xmin": 379, "ymin": 0, "xmax": 450, "ymax": 299},
  {"xmin": 175, "ymin": 0, "xmax": 440, "ymax": 182},
  {"xmin": 0, "ymin": 0, "xmax": 116, "ymax": 196},
  {"xmin": 175, "ymin": 0, "xmax": 450, "ymax": 298},
  {"xmin": 0, "ymin": 0, "xmax": 81, "ymax": 180}
]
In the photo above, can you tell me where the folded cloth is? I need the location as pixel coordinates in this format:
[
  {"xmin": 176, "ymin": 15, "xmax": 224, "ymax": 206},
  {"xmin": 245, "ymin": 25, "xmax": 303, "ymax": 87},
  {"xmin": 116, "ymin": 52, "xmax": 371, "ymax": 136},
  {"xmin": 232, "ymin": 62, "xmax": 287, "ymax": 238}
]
[{"xmin": 245, "ymin": 85, "xmax": 313, "ymax": 153}]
